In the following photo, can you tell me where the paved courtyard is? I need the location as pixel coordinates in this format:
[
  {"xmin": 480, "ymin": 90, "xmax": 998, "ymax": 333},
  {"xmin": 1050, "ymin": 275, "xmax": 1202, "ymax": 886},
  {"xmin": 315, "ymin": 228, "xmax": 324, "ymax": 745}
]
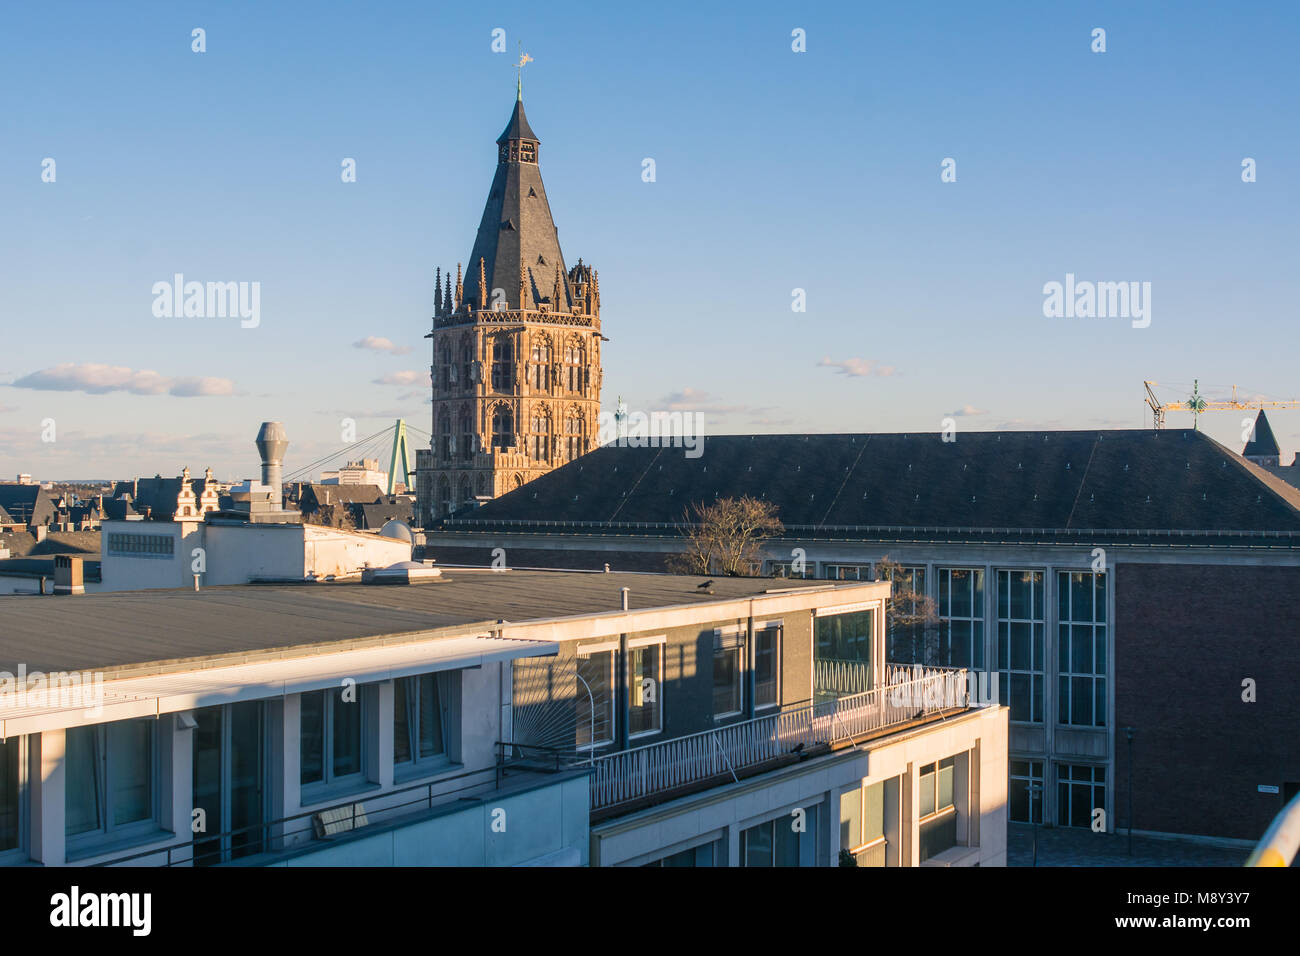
[{"xmin": 1007, "ymin": 823, "xmax": 1250, "ymax": 867}]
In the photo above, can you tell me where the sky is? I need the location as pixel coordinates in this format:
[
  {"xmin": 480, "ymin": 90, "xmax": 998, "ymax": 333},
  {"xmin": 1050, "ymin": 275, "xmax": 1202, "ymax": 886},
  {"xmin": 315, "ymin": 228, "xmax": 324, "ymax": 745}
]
[{"xmin": 1, "ymin": 0, "xmax": 1298, "ymax": 481}]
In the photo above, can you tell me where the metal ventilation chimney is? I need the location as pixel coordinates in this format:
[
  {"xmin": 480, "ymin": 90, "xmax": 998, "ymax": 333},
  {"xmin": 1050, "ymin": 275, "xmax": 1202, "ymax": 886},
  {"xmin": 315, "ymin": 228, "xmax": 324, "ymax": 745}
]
[{"xmin": 255, "ymin": 421, "xmax": 289, "ymax": 509}]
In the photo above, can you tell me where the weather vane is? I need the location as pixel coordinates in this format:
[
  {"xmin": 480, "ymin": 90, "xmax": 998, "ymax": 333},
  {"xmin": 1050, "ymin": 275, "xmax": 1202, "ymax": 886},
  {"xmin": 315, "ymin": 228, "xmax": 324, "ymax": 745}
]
[{"xmin": 516, "ymin": 43, "xmax": 533, "ymax": 100}]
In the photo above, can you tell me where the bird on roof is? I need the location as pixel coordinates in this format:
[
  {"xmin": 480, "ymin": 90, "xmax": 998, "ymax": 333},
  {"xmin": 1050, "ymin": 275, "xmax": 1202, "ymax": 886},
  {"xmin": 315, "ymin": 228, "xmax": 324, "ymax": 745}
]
[{"xmin": 697, "ymin": 579, "xmax": 713, "ymax": 590}]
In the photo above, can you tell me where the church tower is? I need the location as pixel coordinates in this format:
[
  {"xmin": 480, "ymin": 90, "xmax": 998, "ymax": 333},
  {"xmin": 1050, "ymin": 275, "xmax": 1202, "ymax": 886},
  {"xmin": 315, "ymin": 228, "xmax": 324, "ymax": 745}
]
[{"xmin": 416, "ymin": 94, "xmax": 603, "ymax": 526}]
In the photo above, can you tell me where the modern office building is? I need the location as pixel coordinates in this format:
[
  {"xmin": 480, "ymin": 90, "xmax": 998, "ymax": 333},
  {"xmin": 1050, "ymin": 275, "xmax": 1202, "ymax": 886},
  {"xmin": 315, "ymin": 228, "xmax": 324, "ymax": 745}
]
[
  {"xmin": 0, "ymin": 570, "xmax": 1006, "ymax": 866},
  {"xmin": 422, "ymin": 428, "xmax": 1300, "ymax": 845}
]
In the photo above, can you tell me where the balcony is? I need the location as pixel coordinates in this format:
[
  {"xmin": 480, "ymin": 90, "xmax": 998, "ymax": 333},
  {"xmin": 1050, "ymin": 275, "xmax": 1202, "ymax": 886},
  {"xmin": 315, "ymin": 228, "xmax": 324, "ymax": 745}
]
[{"xmin": 501, "ymin": 665, "xmax": 970, "ymax": 817}]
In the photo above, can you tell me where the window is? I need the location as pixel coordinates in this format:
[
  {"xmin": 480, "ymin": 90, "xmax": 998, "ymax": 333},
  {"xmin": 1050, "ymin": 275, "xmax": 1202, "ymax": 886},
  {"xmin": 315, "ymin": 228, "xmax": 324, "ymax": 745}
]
[
  {"xmin": 1009, "ymin": 759, "xmax": 1044, "ymax": 824},
  {"xmin": 529, "ymin": 342, "xmax": 550, "ymax": 389},
  {"xmin": 742, "ymin": 806, "xmax": 818, "ymax": 867},
  {"xmin": 997, "ymin": 570, "xmax": 1044, "ymax": 723},
  {"xmin": 643, "ymin": 838, "xmax": 721, "ymax": 867},
  {"xmin": 938, "ymin": 568, "xmax": 984, "ymax": 668},
  {"xmin": 564, "ymin": 344, "xmax": 586, "ymax": 392},
  {"xmin": 564, "ymin": 412, "xmax": 584, "ymax": 459},
  {"xmin": 529, "ymin": 414, "xmax": 551, "ymax": 462},
  {"xmin": 823, "ymin": 564, "xmax": 868, "ymax": 581},
  {"xmin": 491, "ymin": 406, "xmax": 513, "ymax": 450},
  {"xmin": 0, "ymin": 737, "xmax": 22, "ymax": 855},
  {"xmin": 768, "ymin": 560, "xmax": 809, "ymax": 579},
  {"xmin": 439, "ymin": 343, "xmax": 452, "ymax": 390},
  {"xmin": 459, "ymin": 408, "xmax": 474, "ymax": 461},
  {"xmin": 438, "ymin": 410, "xmax": 451, "ymax": 461},
  {"xmin": 491, "ymin": 337, "xmax": 514, "ymax": 391},
  {"xmin": 753, "ymin": 623, "xmax": 781, "ymax": 710},
  {"xmin": 106, "ymin": 533, "xmax": 175, "ymax": 558},
  {"xmin": 884, "ymin": 564, "xmax": 927, "ymax": 663},
  {"xmin": 1058, "ymin": 571, "xmax": 1107, "ymax": 727},
  {"xmin": 460, "ymin": 338, "xmax": 474, "ymax": 384},
  {"xmin": 841, "ymin": 782, "xmax": 886, "ymax": 866},
  {"xmin": 395, "ymin": 673, "xmax": 455, "ymax": 773},
  {"xmin": 437, "ymin": 476, "xmax": 451, "ymax": 518},
  {"xmin": 918, "ymin": 757, "xmax": 958, "ymax": 862},
  {"xmin": 712, "ymin": 629, "xmax": 744, "ymax": 718},
  {"xmin": 627, "ymin": 637, "xmax": 664, "ymax": 738},
  {"xmin": 814, "ymin": 608, "xmax": 875, "ymax": 699},
  {"xmin": 1057, "ymin": 764, "xmax": 1106, "ymax": 829},
  {"xmin": 65, "ymin": 719, "xmax": 159, "ymax": 845},
  {"xmin": 300, "ymin": 687, "xmax": 368, "ymax": 792},
  {"xmin": 576, "ymin": 645, "xmax": 616, "ymax": 749}
]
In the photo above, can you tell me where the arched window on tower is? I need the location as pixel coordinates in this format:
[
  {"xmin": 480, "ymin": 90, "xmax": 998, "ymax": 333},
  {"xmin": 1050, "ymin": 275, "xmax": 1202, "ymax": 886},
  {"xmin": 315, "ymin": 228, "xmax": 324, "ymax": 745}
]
[
  {"xmin": 529, "ymin": 413, "xmax": 551, "ymax": 462},
  {"xmin": 529, "ymin": 340, "xmax": 551, "ymax": 390},
  {"xmin": 437, "ymin": 476, "xmax": 451, "ymax": 517},
  {"xmin": 438, "ymin": 409, "xmax": 451, "ymax": 461},
  {"xmin": 459, "ymin": 407, "xmax": 474, "ymax": 461},
  {"xmin": 565, "ymin": 342, "xmax": 587, "ymax": 393},
  {"xmin": 491, "ymin": 406, "xmax": 514, "ymax": 450},
  {"xmin": 459, "ymin": 476, "xmax": 474, "ymax": 508},
  {"xmin": 491, "ymin": 336, "xmax": 514, "ymax": 391},
  {"xmin": 439, "ymin": 342, "xmax": 452, "ymax": 390},
  {"xmin": 461, "ymin": 335, "xmax": 474, "ymax": 384},
  {"xmin": 565, "ymin": 411, "xmax": 585, "ymax": 460}
]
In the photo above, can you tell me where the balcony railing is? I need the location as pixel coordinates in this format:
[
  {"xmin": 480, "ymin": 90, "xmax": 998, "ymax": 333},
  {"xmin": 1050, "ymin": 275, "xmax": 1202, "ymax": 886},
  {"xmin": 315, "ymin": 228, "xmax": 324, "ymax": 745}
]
[{"xmin": 585, "ymin": 666, "xmax": 969, "ymax": 812}]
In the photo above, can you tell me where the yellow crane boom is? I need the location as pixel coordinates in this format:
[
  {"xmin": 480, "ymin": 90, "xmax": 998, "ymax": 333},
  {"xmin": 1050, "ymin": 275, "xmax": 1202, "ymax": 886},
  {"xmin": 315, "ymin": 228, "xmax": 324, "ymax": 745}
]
[{"xmin": 1144, "ymin": 380, "xmax": 1300, "ymax": 429}]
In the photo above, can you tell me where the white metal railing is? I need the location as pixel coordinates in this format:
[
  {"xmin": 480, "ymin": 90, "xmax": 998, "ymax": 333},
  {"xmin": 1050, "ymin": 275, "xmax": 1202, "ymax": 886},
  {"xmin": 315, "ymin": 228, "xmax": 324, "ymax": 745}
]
[
  {"xmin": 814, "ymin": 659, "xmax": 874, "ymax": 697},
  {"xmin": 589, "ymin": 667, "xmax": 969, "ymax": 810}
]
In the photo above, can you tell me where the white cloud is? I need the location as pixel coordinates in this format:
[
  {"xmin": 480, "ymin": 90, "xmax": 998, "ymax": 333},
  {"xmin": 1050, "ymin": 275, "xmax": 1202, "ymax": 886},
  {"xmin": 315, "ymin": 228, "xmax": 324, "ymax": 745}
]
[
  {"xmin": 373, "ymin": 370, "xmax": 426, "ymax": 386},
  {"xmin": 10, "ymin": 363, "xmax": 235, "ymax": 397},
  {"xmin": 817, "ymin": 357, "xmax": 897, "ymax": 378},
  {"xmin": 354, "ymin": 336, "xmax": 411, "ymax": 355},
  {"xmin": 945, "ymin": 405, "xmax": 988, "ymax": 417}
]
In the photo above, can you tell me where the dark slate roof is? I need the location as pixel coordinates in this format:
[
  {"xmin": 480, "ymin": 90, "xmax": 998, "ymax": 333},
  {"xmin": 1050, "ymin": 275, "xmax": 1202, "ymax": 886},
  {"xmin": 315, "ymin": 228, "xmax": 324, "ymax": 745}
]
[
  {"xmin": 358, "ymin": 499, "xmax": 415, "ymax": 530},
  {"xmin": 302, "ymin": 484, "xmax": 385, "ymax": 508},
  {"xmin": 1243, "ymin": 409, "xmax": 1281, "ymax": 458},
  {"xmin": 462, "ymin": 98, "xmax": 570, "ymax": 312},
  {"xmin": 0, "ymin": 505, "xmax": 12, "ymax": 524},
  {"xmin": 0, "ymin": 484, "xmax": 54, "ymax": 526},
  {"xmin": 496, "ymin": 97, "xmax": 538, "ymax": 145},
  {"xmin": 442, "ymin": 430, "xmax": 1300, "ymax": 538}
]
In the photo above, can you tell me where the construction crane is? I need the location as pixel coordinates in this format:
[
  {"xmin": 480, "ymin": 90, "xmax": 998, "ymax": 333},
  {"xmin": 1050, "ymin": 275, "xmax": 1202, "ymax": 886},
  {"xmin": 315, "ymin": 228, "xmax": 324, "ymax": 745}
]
[{"xmin": 1143, "ymin": 380, "xmax": 1300, "ymax": 430}]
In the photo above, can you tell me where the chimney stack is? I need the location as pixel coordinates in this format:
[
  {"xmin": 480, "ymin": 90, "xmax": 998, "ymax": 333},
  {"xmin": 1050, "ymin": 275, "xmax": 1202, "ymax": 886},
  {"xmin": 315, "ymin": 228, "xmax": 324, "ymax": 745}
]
[{"xmin": 255, "ymin": 421, "xmax": 289, "ymax": 509}]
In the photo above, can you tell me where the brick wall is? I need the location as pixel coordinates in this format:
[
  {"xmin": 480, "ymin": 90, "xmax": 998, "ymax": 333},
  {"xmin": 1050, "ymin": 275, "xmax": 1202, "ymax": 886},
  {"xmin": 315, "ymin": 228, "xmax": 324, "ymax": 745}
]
[{"xmin": 1115, "ymin": 562, "xmax": 1300, "ymax": 841}]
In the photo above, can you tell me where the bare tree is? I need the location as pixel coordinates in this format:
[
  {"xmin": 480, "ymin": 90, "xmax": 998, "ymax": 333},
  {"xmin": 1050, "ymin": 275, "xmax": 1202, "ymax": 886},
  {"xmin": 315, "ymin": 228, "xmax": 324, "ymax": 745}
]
[
  {"xmin": 876, "ymin": 555, "xmax": 940, "ymax": 665},
  {"xmin": 666, "ymin": 496, "xmax": 783, "ymax": 577}
]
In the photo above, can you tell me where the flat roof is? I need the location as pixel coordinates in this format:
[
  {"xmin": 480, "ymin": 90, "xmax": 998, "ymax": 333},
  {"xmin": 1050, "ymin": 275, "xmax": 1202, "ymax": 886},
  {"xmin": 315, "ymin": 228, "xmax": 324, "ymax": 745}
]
[{"xmin": 0, "ymin": 570, "xmax": 831, "ymax": 677}]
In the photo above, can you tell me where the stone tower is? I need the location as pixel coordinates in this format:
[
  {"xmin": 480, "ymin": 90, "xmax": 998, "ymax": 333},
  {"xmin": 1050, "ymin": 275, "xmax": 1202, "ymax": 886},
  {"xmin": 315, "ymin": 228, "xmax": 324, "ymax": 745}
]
[{"xmin": 416, "ymin": 94, "xmax": 603, "ymax": 526}]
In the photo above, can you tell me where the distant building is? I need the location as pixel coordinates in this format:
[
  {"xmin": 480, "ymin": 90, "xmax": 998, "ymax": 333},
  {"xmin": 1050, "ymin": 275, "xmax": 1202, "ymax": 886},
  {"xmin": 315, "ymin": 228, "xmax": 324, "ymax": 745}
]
[
  {"xmin": 1243, "ymin": 409, "xmax": 1300, "ymax": 489},
  {"xmin": 415, "ymin": 94, "xmax": 604, "ymax": 527},
  {"xmin": 0, "ymin": 483, "xmax": 56, "ymax": 533},
  {"xmin": 111, "ymin": 467, "xmax": 220, "ymax": 521},
  {"xmin": 321, "ymin": 458, "xmax": 389, "ymax": 489},
  {"xmin": 425, "ymin": 428, "xmax": 1300, "ymax": 846}
]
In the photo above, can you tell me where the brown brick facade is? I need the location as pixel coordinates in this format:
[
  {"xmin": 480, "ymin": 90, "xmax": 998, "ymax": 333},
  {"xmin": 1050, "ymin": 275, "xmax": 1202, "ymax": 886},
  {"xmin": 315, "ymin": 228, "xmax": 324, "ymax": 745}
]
[{"xmin": 1115, "ymin": 561, "xmax": 1300, "ymax": 840}]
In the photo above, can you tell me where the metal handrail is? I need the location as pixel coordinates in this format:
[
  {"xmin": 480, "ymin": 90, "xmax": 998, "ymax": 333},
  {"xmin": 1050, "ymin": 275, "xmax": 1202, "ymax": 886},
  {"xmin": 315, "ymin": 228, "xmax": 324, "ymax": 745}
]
[
  {"xmin": 585, "ymin": 668, "xmax": 969, "ymax": 810},
  {"xmin": 92, "ymin": 762, "xmax": 504, "ymax": 867}
]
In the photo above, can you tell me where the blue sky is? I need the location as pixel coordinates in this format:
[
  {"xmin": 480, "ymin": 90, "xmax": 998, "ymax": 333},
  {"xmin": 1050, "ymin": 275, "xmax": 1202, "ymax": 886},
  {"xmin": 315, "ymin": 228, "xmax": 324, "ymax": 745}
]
[{"xmin": 1, "ymin": 0, "xmax": 1298, "ymax": 480}]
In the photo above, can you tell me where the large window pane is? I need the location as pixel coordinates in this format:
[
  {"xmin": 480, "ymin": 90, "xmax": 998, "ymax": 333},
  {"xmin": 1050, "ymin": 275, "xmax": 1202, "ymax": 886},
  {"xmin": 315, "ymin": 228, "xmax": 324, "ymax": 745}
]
[
  {"xmin": 998, "ymin": 570, "xmax": 1043, "ymax": 724},
  {"xmin": 64, "ymin": 726, "xmax": 101, "ymax": 836},
  {"xmin": 393, "ymin": 679, "xmax": 412, "ymax": 764},
  {"xmin": 300, "ymin": 690, "xmax": 324, "ymax": 785},
  {"xmin": 629, "ymin": 643, "xmax": 662, "ymax": 735},
  {"xmin": 840, "ymin": 788, "xmax": 862, "ymax": 849},
  {"xmin": 109, "ymin": 720, "xmax": 152, "ymax": 827},
  {"xmin": 331, "ymin": 689, "xmax": 362, "ymax": 778},
  {"xmin": 0, "ymin": 739, "xmax": 18, "ymax": 851},
  {"xmin": 754, "ymin": 626, "xmax": 779, "ymax": 709},
  {"xmin": 418, "ymin": 675, "xmax": 444, "ymax": 758},
  {"xmin": 919, "ymin": 763, "xmax": 937, "ymax": 817}
]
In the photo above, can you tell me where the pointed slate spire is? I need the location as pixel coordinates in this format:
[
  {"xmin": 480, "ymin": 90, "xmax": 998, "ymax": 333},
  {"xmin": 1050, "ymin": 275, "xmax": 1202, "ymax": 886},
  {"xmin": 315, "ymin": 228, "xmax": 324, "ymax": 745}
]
[
  {"xmin": 445, "ymin": 272, "xmax": 454, "ymax": 312},
  {"xmin": 434, "ymin": 266, "xmax": 443, "ymax": 316},
  {"xmin": 462, "ymin": 97, "xmax": 568, "ymax": 312},
  {"xmin": 1244, "ymin": 409, "xmax": 1281, "ymax": 463},
  {"xmin": 455, "ymin": 263, "xmax": 463, "ymax": 308}
]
